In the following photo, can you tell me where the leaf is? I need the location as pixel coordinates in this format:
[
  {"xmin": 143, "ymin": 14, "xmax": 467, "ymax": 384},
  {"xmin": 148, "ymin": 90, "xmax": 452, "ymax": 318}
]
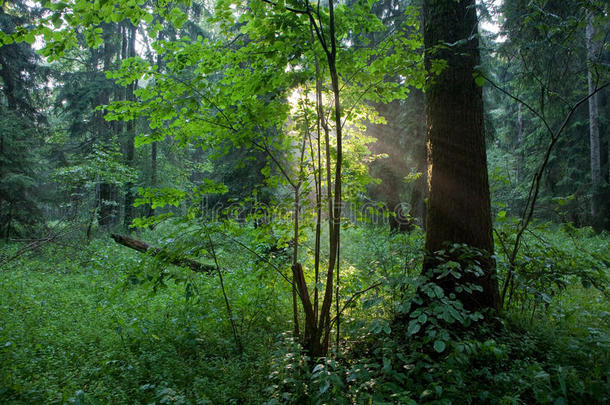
[
  {"xmin": 474, "ymin": 73, "xmax": 485, "ymax": 87},
  {"xmin": 433, "ymin": 340, "xmax": 446, "ymax": 353},
  {"xmin": 24, "ymin": 32, "xmax": 36, "ymax": 45},
  {"xmin": 312, "ymin": 364, "xmax": 324, "ymax": 373},
  {"xmin": 142, "ymin": 13, "xmax": 153, "ymax": 24},
  {"xmin": 407, "ymin": 320, "xmax": 421, "ymax": 336}
]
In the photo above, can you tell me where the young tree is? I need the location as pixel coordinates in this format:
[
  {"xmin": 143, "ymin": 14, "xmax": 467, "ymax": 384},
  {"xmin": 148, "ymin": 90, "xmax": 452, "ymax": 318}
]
[{"xmin": 422, "ymin": 0, "xmax": 499, "ymax": 310}]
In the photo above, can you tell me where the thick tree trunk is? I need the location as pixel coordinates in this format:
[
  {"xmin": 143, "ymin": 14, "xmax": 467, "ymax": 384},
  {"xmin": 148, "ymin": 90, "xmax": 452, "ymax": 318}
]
[
  {"xmin": 111, "ymin": 234, "xmax": 215, "ymax": 273},
  {"xmin": 422, "ymin": 0, "xmax": 499, "ymax": 311}
]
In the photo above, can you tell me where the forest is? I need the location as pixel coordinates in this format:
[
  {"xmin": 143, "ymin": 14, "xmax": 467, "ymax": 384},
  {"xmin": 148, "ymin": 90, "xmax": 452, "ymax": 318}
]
[{"xmin": 0, "ymin": 0, "xmax": 608, "ymax": 403}]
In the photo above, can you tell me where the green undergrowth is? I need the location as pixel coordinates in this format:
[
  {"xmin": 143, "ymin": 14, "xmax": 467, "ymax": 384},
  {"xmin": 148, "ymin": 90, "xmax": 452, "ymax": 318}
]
[
  {"xmin": 265, "ymin": 243, "xmax": 609, "ymax": 404},
  {"xmin": 0, "ymin": 238, "xmax": 284, "ymax": 404},
  {"xmin": 0, "ymin": 223, "xmax": 608, "ymax": 404}
]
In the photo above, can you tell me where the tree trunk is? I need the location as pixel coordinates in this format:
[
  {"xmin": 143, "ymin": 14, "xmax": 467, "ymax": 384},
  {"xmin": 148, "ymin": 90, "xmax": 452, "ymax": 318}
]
[
  {"xmin": 586, "ymin": 13, "xmax": 604, "ymax": 230},
  {"xmin": 422, "ymin": 0, "xmax": 499, "ymax": 311},
  {"xmin": 111, "ymin": 234, "xmax": 215, "ymax": 273},
  {"xmin": 96, "ymin": 24, "xmax": 119, "ymax": 228},
  {"xmin": 123, "ymin": 22, "xmax": 137, "ymax": 228},
  {"xmin": 516, "ymin": 104, "xmax": 523, "ymax": 182}
]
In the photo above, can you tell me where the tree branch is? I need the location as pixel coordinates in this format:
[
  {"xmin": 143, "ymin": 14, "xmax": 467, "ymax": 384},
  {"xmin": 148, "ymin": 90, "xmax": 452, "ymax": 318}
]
[{"xmin": 111, "ymin": 233, "xmax": 215, "ymax": 273}]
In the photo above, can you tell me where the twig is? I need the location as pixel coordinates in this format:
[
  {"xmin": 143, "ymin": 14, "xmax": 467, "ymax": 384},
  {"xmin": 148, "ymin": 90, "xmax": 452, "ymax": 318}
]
[
  {"xmin": 329, "ymin": 281, "xmax": 382, "ymax": 327},
  {"xmin": 206, "ymin": 232, "xmax": 243, "ymax": 354}
]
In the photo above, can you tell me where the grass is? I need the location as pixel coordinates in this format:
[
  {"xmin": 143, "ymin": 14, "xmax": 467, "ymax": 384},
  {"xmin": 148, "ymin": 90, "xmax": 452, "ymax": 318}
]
[
  {"xmin": 0, "ymin": 224, "xmax": 608, "ymax": 404},
  {"xmin": 0, "ymin": 239, "xmax": 280, "ymax": 404}
]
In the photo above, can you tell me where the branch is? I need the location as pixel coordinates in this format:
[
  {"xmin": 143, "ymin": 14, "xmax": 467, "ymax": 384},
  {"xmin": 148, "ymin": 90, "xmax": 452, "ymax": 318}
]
[
  {"xmin": 111, "ymin": 234, "xmax": 215, "ymax": 273},
  {"xmin": 250, "ymin": 138, "xmax": 298, "ymax": 189},
  {"xmin": 329, "ymin": 281, "xmax": 382, "ymax": 327},
  {"xmin": 513, "ymin": 80, "xmax": 610, "ymax": 258},
  {"xmin": 215, "ymin": 229, "xmax": 295, "ymax": 288},
  {"xmin": 481, "ymin": 74, "xmax": 553, "ymax": 135},
  {"xmin": 260, "ymin": 0, "xmax": 308, "ymax": 15},
  {"xmin": 490, "ymin": 79, "xmax": 610, "ymax": 307}
]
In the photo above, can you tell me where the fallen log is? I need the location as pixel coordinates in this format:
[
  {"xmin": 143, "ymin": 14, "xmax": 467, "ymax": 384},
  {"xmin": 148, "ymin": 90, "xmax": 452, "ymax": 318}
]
[{"xmin": 111, "ymin": 234, "xmax": 215, "ymax": 274}]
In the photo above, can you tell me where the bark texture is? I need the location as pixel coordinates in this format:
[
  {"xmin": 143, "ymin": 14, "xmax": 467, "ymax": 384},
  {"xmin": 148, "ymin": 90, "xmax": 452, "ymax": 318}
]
[{"xmin": 422, "ymin": 0, "xmax": 499, "ymax": 310}]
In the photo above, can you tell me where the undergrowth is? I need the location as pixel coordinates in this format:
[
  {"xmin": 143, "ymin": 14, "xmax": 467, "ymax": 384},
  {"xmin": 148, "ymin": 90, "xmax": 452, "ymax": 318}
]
[{"xmin": 0, "ymin": 222, "xmax": 608, "ymax": 404}]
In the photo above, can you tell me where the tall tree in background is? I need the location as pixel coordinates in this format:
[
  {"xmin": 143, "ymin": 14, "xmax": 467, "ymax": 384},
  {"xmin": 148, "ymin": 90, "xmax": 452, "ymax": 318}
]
[
  {"xmin": 0, "ymin": 1, "xmax": 48, "ymax": 239},
  {"xmin": 365, "ymin": 0, "xmax": 427, "ymax": 231},
  {"xmin": 586, "ymin": 10, "xmax": 609, "ymax": 231},
  {"xmin": 122, "ymin": 21, "xmax": 137, "ymax": 227},
  {"xmin": 490, "ymin": 0, "xmax": 609, "ymax": 230},
  {"xmin": 422, "ymin": 0, "xmax": 499, "ymax": 310}
]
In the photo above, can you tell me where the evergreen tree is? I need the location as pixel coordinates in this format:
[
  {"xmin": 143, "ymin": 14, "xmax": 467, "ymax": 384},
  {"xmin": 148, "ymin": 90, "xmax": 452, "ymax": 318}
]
[{"xmin": 0, "ymin": 1, "xmax": 49, "ymax": 238}]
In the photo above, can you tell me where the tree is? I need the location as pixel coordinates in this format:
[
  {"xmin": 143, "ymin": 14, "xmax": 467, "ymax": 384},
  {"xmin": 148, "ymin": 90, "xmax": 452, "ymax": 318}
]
[
  {"xmin": 489, "ymin": 0, "xmax": 609, "ymax": 231},
  {"xmin": 0, "ymin": 1, "xmax": 49, "ymax": 239},
  {"xmin": 422, "ymin": 0, "xmax": 499, "ymax": 310},
  {"xmin": 361, "ymin": 0, "xmax": 427, "ymax": 232},
  {"xmin": 6, "ymin": 0, "xmax": 423, "ymax": 358},
  {"xmin": 586, "ymin": 10, "xmax": 609, "ymax": 231}
]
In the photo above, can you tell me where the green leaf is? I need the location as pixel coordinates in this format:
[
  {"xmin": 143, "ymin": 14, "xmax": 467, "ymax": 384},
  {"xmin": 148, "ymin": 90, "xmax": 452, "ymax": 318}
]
[
  {"xmin": 474, "ymin": 73, "xmax": 485, "ymax": 87},
  {"xmin": 433, "ymin": 340, "xmax": 446, "ymax": 353},
  {"xmin": 142, "ymin": 13, "xmax": 153, "ymax": 24},
  {"xmin": 24, "ymin": 32, "xmax": 36, "ymax": 45},
  {"xmin": 407, "ymin": 320, "xmax": 421, "ymax": 336}
]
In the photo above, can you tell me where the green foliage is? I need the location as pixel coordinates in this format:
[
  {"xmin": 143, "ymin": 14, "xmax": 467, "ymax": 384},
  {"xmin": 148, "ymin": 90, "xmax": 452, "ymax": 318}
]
[
  {"xmin": 1, "ymin": 218, "xmax": 608, "ymax": 403},
  {"xmin": 495, "ymin": 217, "xmax": 609, "ymax": 310},
  {"xmin": 0, "ymin": 1, "xmax": 50, "ymax": 238},
  {"xmin": 262, "ymin": 230, "xmax": 609, "ymax": 404},
  {"xmin": 54, "ymin": 142, "xmax": 136, "ymax": 192},
  {"xmin": 0, "ymin": 110, "xmax": 48, "ymax": 238},
  {"xmin": 0, "ymin": 227, "xmax": 287, "ymax": 403},
  {"xmin": 485, "ymin": 0, "xmax": 610, "ymax": 228}
]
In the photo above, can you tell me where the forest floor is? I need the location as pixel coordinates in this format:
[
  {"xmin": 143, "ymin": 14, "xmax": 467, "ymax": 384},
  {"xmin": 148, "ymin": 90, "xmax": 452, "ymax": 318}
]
[{"xmin": 0, "ymin": 226, "xmax": 608, "ymax": 404}]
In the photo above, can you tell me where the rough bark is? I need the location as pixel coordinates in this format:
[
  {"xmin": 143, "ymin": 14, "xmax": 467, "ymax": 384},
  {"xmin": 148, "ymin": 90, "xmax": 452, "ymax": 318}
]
[
  {"xmin": 111, "ymin": 234, "xmax": 215, "ymax": 273},
  {"xmin": 422, "ymin": 0, "xmax": 499, "ymax": 311}
]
